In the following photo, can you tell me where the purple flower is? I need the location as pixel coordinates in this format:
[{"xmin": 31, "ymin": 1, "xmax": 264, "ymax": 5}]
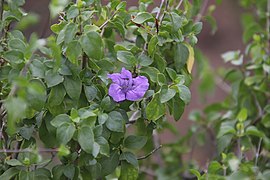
[{"xmin": 108, "ymin": 68, "xmax": 149, "ymax": 102}]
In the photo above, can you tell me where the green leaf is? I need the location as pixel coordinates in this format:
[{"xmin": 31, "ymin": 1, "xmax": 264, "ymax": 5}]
[
  {"xmin": 6, "ymin": 159, "xmax": 23, "ymax": 166},
  {"xmin": 262, "ymin": 114, "xmax": 270, "ymax": 128},
  {"xmin": 98, "ymin": 113, "xmax": 109, "ymax": 125},
  {"xmin": 45, "ymin": 70, "xmax": 64, "ymax": 88},
  {"xmin": 174, "ymin": 43, "xmax": 189, "ymax": 72},
  {"xmin": 123, "ymin": 135, "xmax": 147, "ymax": 150},
  {"xmin": 132, "ymin": 12, "xmax": 154, "ymax": 24},
  {"xmin": 106, "ymin": 111, "xmax": 125, "ymax": 132},
  {"xmin": 66, "ymin": 41, "xmax": 82, "ymax": 64},
  {"xmin": 78, "ymin": 126, "xmax": 94, "ymax": 153},
  {"xmin": 140, "ymin": 66, "xmax": 160, "ymax": 82},
  {"xmin": 80, "ymin": 31, "xmax": 104, "ymax": 60},
  {"xmin": 78, "ymin": 108, "xmax": 96, "ymax": 119},
  {"xmin": 119, "ymin": 161, "xmax": 139, "ymax": 180},
  {"xmin": 84, "ymin": 85, "xmax": 98, "ymax": 102},
  {"xmin": 217, "ymin": 134, "xmax": 233, "ymax": 154},
  {"xmin": 116, "ymin": 1, "xmax": 126, "ymax": 10},
  {"xmin": 192, "ymin": 22, "xmax": 203, "ymax": 34},
  {"xmin": 138, "ymin": 53, "xmax": 153, "ymax": 66},
  {"xmin": 160, "ymin": 86, "xmax": 176, "ymax": 103},
  {"xmin": 217, "ymin": 122, "xmax": 236, "ymax": 138},
  {"xmin": 51, "ymin": 114, "xmax": 72, "ymax": 127},
  {"xmin": 120, "ymin": 152, "xmax": 138, "ymax": 167},
  {"xmin": 63, "ymin": 76, "xmax": 82, "ymax": 100},
  {"xmin": 177, "ymin": 84, "xmax": 191, "ymax": 104},
  {"xmin": 56, "ymin": 123, "xmax": 76, "ymax": 145},
  {"xmin": 8, "ymin": 38, "xmax": 26, "ymax": 52},
  {"xmin": 117, "ymin": 51, "xmax": 136, "ymax": 65},
  {"xmin": 48, "ymin": 84, "xmax": 66, "ymax": 106},
  {"xmin": 0, "ymin": 167, "xmax": 19, "ymax": 179},
  {"xmin": 100, "ymin": 150, "xmax": 120, "ymax": 176},
  {"xmin": 168, "ymin": 96, "xmax": 185, "ymax": 121},
  {"xmin": 189, "ymin": 169, "xmax": 201, "ymax": 179},
  {"xmin": 30, "ymin": 59, "xmax": 45, "ymax": 78},
  {"xmin": 59, "ymin": 22, "xmax": 78, "ymax": 44},
  {"xmin": 100, "ymin": 96, "xmax": 117, "ymax": 112},
  {"xmin": 67, "ymin": 5, "xmax": 79, "ymax": 19},
  {"xmin": 4, "ymin": 97, "xmax": 27, "ymax": 135},
  {"xmin": 63, "ymin": 164, "xmax": 75, "ymax": 179},
  {"xmin": 165, "ymin": 67, "xmax": 177, "ymax": 81},
  {"xmin": 246, "ymin": 126, "xmax": 264, "ymax": 137},
  {"xmin": 19, "ymin": 126, "xmax": 34, "ymax": 140},
  {"xmin": 27, "ymin": 79, "xmax": 47, "ymax": 111},
  {"xmin": 237, "ymin": 108, "xmax": 248, "ymax": 122},
  {"xmin": 148, "ymin": 36, "xmax": 158, "ymax": 57},
  {"xmin": 3, "ymin": 50, "xmax": 24, "ymax": 64},
  {"xmin": 146, "ymin": 94, "xmax": 165, "ymax": 121},
  {"xmin": 208, "ymin": 161, "xmax": 222, "ymax": 174},
  {"xmin": 157, "ymin": 73, "xmax": 166, "ymax": 86},
  {"xmin": 96, "ymin": 137, "xmax": 110, "ymax": 156}
]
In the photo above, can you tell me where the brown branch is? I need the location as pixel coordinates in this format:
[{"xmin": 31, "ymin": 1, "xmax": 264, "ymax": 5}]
[
  {"xmin": 255, "ymin": 138, "xmax": 262, "ymax": 167},
  {"xmin": 0, "ymin": 148, "xmax": 59, "ymax": 153},
  {"xmin": 152, "ymin": 130, "xmax": 164, "ymax": 166},
  {"xmin": 267, "ymin": 0, "xmax": 270, "ymax": 53},
  {"xmin": 195, "ymin": 0, "xmax": 209, "ymax": 23},
  {"xmin": 176, "ymin": 0, "xmax": 184, "ymax": 9},
  {"xmin": 0, "ymin": 0, "xmax": 4, "ymax": 22},
  {"xmin": 137, "ymin": 145, "xmax": 162, "ymax": 160}
]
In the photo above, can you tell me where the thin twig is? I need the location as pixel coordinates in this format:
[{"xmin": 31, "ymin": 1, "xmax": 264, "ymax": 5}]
[
  {"xmin": 156, "ymin": 0, "xmax": 166, "ymax": 20},
  {"xmin": 267, "ymin": 0, "xmax": 270, "ymax": 53},
  {"xmin": 255, "ymin": 138, "xmax": 262, "ymax": 167},
  {"xmin": 100, "ymin": 11, "xmax": 118, "ymax": 30},
  {"xmin": 0, "ymin": 148, "xmax": 59, "ymax": 153},
  {"xmin": 195, "ymin": 0, "xmax": 209, "ymax": 23},
  {"xmin": 0, "ymin": 0, "xmax": 4, "ymax": 22},
  {"xmin": 8, "ymin": 58, "xmax": 34, "ymax": 98},
  {"xmin": 176, "ymin": 0, "xmax": 184, "ymax": 10},
  {"xmin": 160, "ymin": 0, "xmax": 169, "ymax": 25},
  {"xmin": 137, "ymin": 145, "xmax": 162, "ymax": 160},
  {"xmin": 237, "ymin": 138, "xmax": 242, "ymax": 159},
  {"xmin": 152, "ymin": 130, "xmax": 164, "ymax": 166},
  {"xmin": 41, "ymin": 152, "xmax": 56, "ymax": 168},
  {"xmin": 140, "ymin": 166, "xmax": 157, "ymax": 177},
  {"xmin": 215, "ymin": 76, "xmax": 231, "ymax": 94}
]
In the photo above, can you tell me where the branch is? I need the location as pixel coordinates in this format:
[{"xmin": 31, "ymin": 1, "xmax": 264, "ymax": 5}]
[
  {"xmin": 140, "ymin": 166, "xmax": 157, "ymax": 177},
  {"xmin": 8, "ymin": 58, "xmax": 34, "ymax": 98},
  {"xmin": 0, "ymin": 0, "xmax": 4, "ymax": 22},
  {"xmin": 0, "ymin": 148, "xmax": 59, "ymax": 153},
  {"xmin": 255, "ymin": 138, "xmax": 262, "ymax": 167},
  {"xmin": 214, "ymin": 76, "xmax": 231, "ymax": 94},
  {"xmin": 152, "ymin": 130, "xmax": 164, "ymax": 166},
  {"xmin": 156, "ymin": 0, "xmax": 166, "ymax": 20},
  {"xmin": 176, "ymin": 0, "xmax": 184, "ymax": 10},
  {"xmin": 137, "ymin": 145, "xmax": 162, "ymax": 160},
  {"xmin": 195, "ymin": 0, "xmax": 209, "ymax": 23},
  {"xmin": 267, "ymin": 0, "xmax": 270, "ymax": 53},
  {"xmin": 100, "ymin": 10, "xmax": 118, "ymax": 30}
]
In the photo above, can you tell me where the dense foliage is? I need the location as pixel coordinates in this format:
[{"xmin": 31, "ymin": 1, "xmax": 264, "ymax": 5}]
[
  {"xmin": 0, "ymin": 0, "xmax": 202, "ymax": 179},
  {"xmin": 189, "ymin": 0, "xmax": 270, "ymax": 179},
  {"xmin": 0, "ymin": 0, "xmax": 270, "ymax": 179}
]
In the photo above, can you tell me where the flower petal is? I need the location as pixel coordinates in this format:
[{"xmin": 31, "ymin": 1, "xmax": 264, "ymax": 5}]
[
  {"xmin": 108, "ymin": 84, "xmax": 125, "ymax": 102},
  {"xmin": 120, "ymin": 67, "xmax": 132, "ymax": 79},
  {"xmin": 108, "ymin": 73, "xmax": 122, "ymax": 84},
  {"xmin": 126, "ymin": 76, "xmax": 149, "ymax": 101}
]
